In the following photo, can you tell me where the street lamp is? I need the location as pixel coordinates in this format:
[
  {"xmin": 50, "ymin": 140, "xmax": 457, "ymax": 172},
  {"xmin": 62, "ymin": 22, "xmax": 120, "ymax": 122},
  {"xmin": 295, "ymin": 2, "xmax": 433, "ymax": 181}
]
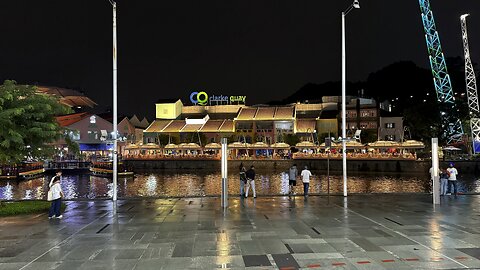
[
  {"xmin": 107, "ymin": 0, "xmax": 118, "ymax": 201},
  {"xmin": 341, "ymin": 0, "xmax": 360, "ymax": 197}
]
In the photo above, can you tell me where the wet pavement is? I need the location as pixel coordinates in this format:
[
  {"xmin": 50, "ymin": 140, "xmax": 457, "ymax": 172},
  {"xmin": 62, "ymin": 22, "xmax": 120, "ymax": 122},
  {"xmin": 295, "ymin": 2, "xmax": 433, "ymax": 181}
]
[
  {"xmin": 2, "ymin": 170, "xmax": 480, "ymax": 200},
  {"xmin": 1, "ymin": 194, "xmax": 480, "ymax": 269}
]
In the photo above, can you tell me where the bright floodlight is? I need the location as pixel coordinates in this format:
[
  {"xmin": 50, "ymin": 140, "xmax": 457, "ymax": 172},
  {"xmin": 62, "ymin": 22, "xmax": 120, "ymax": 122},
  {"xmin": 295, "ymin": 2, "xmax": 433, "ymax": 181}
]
[
  {"xmin": 460, "ymin": 14, "xmax": 470, "ymax": 20},
  {"xmin": 353, "ymin": 0, "xmax": 360, "ymax": 9}
]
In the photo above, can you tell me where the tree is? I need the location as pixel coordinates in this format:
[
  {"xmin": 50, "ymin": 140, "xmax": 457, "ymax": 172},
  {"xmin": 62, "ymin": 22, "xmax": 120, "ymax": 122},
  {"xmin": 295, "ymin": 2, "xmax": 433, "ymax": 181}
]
[
  {"xmin": 283, "ymin": 134, "xmax": 300, "ymax": 146},
  {"xmin": 0, "ymin": 80, "xmax": 71, "ymax": 164}
]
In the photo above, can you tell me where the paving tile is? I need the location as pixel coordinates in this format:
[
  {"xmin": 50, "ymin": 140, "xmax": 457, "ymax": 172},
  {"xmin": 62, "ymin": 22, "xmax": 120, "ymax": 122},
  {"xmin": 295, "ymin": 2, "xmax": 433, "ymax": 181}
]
[
  {"xmin": 242, "ymin": 254, "xmax": 272, "ymax": 267},
  {"xmin": 457, "ymin": 248, "xmax": 480, "ymax": 260},
  {"xmin": 272, "ymin": 253, "xmax": 300, "ymax": 269},
  {"xmin": 1, "ymin": 196, "xmax": 480, "ymax": 270}
]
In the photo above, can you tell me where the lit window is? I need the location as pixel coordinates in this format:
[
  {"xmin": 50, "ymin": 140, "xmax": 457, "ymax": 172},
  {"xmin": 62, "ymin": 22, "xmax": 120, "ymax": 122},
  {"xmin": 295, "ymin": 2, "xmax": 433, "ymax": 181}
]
[{"xmin": 90, "ymin": 116, "xmax": 96, "ymax": 124}]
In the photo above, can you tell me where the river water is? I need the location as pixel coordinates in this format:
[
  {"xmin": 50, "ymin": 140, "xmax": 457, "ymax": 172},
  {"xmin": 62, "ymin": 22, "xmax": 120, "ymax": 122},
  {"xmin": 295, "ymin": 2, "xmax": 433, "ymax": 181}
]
[{"xmin": 1, "ymin": 170, "xmax": 479, "ymax": 200}]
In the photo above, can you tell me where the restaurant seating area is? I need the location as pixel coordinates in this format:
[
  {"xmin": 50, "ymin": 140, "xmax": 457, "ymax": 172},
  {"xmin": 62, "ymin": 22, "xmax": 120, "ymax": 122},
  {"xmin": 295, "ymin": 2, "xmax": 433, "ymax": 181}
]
[{"xmin": 122, "ymin": 140, "xmax": 424, "ymax": 161}]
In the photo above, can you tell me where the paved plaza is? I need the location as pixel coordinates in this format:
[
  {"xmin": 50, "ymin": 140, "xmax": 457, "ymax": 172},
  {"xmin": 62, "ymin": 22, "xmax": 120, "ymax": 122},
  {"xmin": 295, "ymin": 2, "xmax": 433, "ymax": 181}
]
[{"xmin": 1, "ymin": 195, "xmax": 480, "ymax": 269}]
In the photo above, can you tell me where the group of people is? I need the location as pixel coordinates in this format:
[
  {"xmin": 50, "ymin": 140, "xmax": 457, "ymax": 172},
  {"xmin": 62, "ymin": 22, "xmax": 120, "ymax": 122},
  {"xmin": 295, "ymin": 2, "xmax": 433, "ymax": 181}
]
[
  {"xmin": 238, "ymin": 163, "xmax": 313, "ymax": 198},
  {"xmin": 288, "ymin": 164, "xmax": 312, "ymax": 198},
  {"xmin": 430, "ymin": 163, "xmax": 459, "ymax": 196}
]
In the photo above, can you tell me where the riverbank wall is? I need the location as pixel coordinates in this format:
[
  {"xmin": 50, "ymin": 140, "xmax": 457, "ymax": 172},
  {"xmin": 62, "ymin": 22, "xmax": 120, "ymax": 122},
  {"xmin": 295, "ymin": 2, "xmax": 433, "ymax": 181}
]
[{"xmin": 124, "ymin": 159, "xmax": 480, "ymax": 175}]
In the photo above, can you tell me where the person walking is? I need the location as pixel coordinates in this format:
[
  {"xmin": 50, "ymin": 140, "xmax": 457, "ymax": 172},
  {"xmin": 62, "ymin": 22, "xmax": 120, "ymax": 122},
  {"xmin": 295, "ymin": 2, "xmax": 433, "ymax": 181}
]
[
  {"xmin": 47, "ymin": 171, "xmax": 64, "ymax": 219},
  {"xmin": 446, "ymin": 163, "xmax": 459, "ymax": 195},
  {"xmin": 245, "ymin": 165, "xmax": 256, "ymax": 198},
  {"xmin": 301, "ymin": 166, "xmax": 312, "ymax": 198},
  {"xmin": 239, "ymin": 164, "xmax": 247, "ymax": 197},
  {"xmin": 439, "ymin": 168, "xmax": 449, "ymax": 196},
  {"xmin": 288, "ymin": 164, "xmax": 298, "ymax": 196}
]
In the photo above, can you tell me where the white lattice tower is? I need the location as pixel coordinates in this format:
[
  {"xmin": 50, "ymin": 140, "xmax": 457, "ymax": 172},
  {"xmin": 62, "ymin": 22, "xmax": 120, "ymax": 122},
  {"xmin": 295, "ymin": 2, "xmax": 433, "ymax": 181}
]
[{"xmin": 460, "ymin": 14, "xmax": 480, "ymax": 152}]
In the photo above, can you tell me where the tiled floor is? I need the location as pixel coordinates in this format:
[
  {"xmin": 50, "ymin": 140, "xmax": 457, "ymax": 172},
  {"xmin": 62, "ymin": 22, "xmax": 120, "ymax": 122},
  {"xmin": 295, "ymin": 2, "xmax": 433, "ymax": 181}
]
[{"xmin": 1, "ymin": 194, "xmax": 480, "ymax": 269}]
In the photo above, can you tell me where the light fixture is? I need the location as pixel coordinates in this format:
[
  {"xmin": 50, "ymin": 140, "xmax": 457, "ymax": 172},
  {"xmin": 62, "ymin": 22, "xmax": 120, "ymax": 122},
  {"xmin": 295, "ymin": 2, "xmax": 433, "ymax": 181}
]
[{"xmin": 353, "ymin": 0, "xmax": 360, "ymax": 9}]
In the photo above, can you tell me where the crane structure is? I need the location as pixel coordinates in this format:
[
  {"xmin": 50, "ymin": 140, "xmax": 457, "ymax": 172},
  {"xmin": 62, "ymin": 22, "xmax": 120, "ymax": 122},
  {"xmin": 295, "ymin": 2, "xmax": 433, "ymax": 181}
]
[
  {"xmin": 460, "ymin": 14, "xmax": 480, "ymax": 153},
  {"xmin": 418, "ymin": 0, "xmax": 464, "ymax": 144}
]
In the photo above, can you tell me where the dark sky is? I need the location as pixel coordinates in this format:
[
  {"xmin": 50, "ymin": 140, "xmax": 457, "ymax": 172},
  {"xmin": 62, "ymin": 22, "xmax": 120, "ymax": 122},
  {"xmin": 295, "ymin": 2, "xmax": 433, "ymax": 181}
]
[{"xmin": 1, "ymin": 0, "xmax": 479, "ymax": 119}]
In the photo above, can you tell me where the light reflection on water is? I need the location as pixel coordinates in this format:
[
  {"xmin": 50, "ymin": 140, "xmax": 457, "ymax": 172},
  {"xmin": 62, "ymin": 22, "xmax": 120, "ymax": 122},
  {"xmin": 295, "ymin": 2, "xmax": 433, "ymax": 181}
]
[{"xmin": 0, "ymin": 170, "xmax": 479, "ymax": 201}]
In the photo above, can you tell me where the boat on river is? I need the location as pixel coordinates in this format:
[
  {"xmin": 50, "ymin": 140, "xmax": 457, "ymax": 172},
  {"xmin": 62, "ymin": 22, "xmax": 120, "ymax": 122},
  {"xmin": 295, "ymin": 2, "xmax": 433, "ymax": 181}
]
[
  {"xmin": 0, "ymin": 162, "xmax": 45, "ymax": 180},
  {"xmin": 90, "ymin": 161, "xmax": 134, "ymax": 177}
]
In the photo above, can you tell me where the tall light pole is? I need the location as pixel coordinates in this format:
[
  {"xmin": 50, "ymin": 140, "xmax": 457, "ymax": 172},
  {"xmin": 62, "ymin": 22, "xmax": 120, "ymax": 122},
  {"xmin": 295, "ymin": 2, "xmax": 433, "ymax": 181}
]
[
  {"xmin": 341, "ymin": 0, "xmax": 360, "ymax": 197},
  {"xmin": 108, "ymin": 0, "xmax": 118, "ymax": 201}
]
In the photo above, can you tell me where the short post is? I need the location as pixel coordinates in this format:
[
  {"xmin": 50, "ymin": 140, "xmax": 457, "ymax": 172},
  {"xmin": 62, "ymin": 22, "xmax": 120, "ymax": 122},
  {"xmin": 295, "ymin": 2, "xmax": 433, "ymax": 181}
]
[
  {"xmin": 221, "ymin": 138, "xmax": 228, "ymax": 208},
  {"xmin": 431, "ymin": 138, "xmax": 440, "ymax": 205},
  {"xmin": 325, "ymin": 136, "xmax": 331, "ymax": 196}
]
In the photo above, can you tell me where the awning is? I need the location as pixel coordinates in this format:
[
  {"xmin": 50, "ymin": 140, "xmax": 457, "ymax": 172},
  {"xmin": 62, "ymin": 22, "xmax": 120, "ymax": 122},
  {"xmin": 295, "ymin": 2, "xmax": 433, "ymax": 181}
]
[
  {"xmin": 368, "ymin": 141, "xmax": 401, "ymax": 148},
  {"xmin": 199, "ymin": 120, "xmax": 225, "ymax": 132},
  {"xmin": 164, "ymin": 143, "xmax": 178, "ymax": 149},
  {"xmin": 79, "ymin": 144, "xmax": 113, "ymax": 151},
  {"xmin": 236, "ymin": 108, "xmax": 257, "ymax": 120},
  {"xmin": 178, "ymin": 143, "xmax": 202, "ymax": 149},
  {"xmin": 400, "ymin": 140, "xmax": 425, "ymax": 149},
  {"xmin": 125, "ymin": 143, "xmax": 139, "ymax": 150},
  {"xmin": 296, "ymin": 141, "xmax": 316, "ymax": 148},
  {"xmin": 228, "ymin": 142, "xmax": 252, "ymax": 148},
  {"xmin": 140, "ymin": 143, "xmax": 161, "ymax": 149},
  {"xmin": 162, "ymin": 120, "xmax": 187, "ymax": 133},
  {"xmin": 251, "ymin": 142, "xmax": 270, "ymax": 149},
  {"xmin": 270, "ymin": 142, "xmax": 291, "ymax": 149},
  {"xmin": 204, "ymin": 142, "xmax": 222, "ymax": 149},
  {"xmin": 144, "ymin": 120, "xmax": 172, "ymax": 132}
]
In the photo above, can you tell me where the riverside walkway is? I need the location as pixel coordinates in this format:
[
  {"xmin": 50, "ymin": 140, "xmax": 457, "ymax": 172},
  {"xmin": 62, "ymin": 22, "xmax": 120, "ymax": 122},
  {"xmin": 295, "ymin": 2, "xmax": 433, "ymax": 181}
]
[{"xmin": 0, "ymin": 195, "xmax": 480, "ymax": 269}]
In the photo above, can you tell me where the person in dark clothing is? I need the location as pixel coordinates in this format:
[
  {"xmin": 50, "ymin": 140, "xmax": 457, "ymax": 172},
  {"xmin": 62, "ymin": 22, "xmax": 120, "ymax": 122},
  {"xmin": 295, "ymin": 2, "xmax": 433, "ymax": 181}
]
[
  {"xmin": 239, "ymin": 164, "xmax": 247, "ymax": 197},
  {"xmin": 245, "ymin": 165, "xmax": 256, "ymax": 198}
]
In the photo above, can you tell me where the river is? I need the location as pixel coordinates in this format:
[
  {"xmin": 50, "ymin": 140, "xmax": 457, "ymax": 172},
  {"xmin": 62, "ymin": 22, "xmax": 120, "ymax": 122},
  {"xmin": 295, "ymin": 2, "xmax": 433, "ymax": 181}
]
[{"xmin": 1, "ymin": 170, "xmax": 479, "ymax": 200}]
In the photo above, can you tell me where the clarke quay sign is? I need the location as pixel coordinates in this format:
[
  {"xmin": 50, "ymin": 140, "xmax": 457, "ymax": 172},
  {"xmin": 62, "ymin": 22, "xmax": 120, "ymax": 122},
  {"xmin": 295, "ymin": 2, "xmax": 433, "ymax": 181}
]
[{"xmin": 190, "ymin": 91, "xmax": 246, "ymax": 106}]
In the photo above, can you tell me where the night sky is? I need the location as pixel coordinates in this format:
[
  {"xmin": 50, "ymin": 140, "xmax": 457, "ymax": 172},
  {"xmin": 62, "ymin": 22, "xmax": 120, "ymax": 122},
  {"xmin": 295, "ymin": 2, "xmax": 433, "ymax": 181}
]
[{"xmin": 1, "ymin": 0, "xmax": 479, "ymax": 119}]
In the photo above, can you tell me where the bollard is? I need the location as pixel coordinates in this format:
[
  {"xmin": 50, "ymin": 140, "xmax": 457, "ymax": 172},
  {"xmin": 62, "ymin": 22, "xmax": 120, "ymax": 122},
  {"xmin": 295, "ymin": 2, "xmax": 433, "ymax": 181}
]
[
  {"xmin": 431, "ymin": 138, "xmax": 440, "ymax": 205},
  {"xmin": 221, "ymin": 138, "xmax": 228, "ymax": 208}
]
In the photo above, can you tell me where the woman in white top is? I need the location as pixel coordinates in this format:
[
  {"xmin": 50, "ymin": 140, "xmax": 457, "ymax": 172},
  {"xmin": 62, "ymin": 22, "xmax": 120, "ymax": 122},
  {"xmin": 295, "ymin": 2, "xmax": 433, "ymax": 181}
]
[{"xmin": 48, "ymin": 171, "xmax": 64, "ymax": 219}]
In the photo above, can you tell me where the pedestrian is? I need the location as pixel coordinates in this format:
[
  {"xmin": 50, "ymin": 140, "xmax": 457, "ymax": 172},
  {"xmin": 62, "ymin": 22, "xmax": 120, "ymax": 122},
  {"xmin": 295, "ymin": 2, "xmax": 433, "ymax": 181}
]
[
  {"xmin": 47, "ymin": 170, "xmax": 64, "ymax": 219},
  {"xmin": 439, "ymin": 168, "xmax": 449, "ymax": 196},
  {"xmin": 245, "ymin": 165, "xmax": 256, "ymax": 198},
  {"xmin": 288, "ymin": 164, "xmax": 298, "ymax": 196},
  {"xmin": 301, "ymin": 166, "xmax": 312, "ymax": 198},
  {"xmin": 239, "ymin": 164, "xmax": 247, "ymax": 197},
  {"xmin": 446, "ymin": 163, "xmax": 459, "ymax": 195}
]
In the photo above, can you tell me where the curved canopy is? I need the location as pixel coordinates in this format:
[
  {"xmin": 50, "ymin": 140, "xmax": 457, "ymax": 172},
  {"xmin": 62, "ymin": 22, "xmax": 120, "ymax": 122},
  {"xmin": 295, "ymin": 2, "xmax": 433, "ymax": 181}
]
[
  {"xmin": 140, "ymin": 143, "xmax": 161, "ymax": 149},
  {"xmin": 295, "ymin": 141, "xmax": 316, "ymax": 148},
  {"xmin": 270, "ymin": 142, "xmax": 290, "ymax": 149},
  {"xmin": 228, "ymin": 142, "xmax": 252, "ymax": 148},
  {"xmin": 178, "ymin": 143, "xmax": 202, "ymax": 149},
  {"xmin": 368, "ymin": 140, "xmax": 401, "ymax": 148},
  {"xmin": 204, "ymin": 142, "xmax": 222, "ymax": 149},
  {"xmin": 251, "ymin": 142, "xmax": 270, "ymax": 149},
  {"xmin": 164, "ymin": 143, "xmax": 178, "ymax": 149},
  {"xmin": 125, "ymin": 143, "xmax": 139, "ymax": 150},
  {"xmin": 344, "ymin": 141, "xmax": 365, "ymax": 149},
  {"xmin": 401, "ymin": 140, "xmax": 425, "ymax": 149},
  {"xmin": 319, "ymin": 142, "xmax": 339, "ymax": 149}
]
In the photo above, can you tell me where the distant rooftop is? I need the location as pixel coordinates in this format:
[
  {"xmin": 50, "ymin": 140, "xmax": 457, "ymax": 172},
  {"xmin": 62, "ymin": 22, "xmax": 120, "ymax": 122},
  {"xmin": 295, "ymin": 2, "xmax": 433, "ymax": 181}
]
[{"xmin": 36, "ymin": 86, "xmax": 97, "ymax": 108}]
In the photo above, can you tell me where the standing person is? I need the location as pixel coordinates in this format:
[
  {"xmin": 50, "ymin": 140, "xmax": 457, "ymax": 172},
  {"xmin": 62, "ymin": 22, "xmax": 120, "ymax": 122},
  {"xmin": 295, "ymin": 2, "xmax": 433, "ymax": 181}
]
[
  {"xmin": 245, "ymin": 165, "xmax": 256, "ymax": 198},
  {"xmin": 47, "ymin": 171, "xmax": 64, "ymax": 219},
  {"xmin": 239, "ymin": 164, "xmax": 247, "ymax": 197},
  {"xmin": 301, "ymin": 166, "xmax": 312, "ymax": 198},
  {"xmin": 446, "ymin": 163, "xmax": 459, "ymax": 195},
  {"xmin": 439, "ymin": 168, "xmax": 449, "ymax": 196},
  {"xmin": 288, "ymin": 164, "xmax": 298, "ymax": 196}
]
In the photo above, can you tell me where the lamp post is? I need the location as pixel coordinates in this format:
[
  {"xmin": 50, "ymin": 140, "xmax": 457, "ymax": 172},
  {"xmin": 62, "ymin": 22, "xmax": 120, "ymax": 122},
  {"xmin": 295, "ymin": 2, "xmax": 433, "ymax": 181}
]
[
  {"xmin": 341, "ymin": 0, "xmax": 360, "ymax": 197},
  {"xmin": 108, "ymin": 0, "xmax": 118, "ymax": 201}
]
